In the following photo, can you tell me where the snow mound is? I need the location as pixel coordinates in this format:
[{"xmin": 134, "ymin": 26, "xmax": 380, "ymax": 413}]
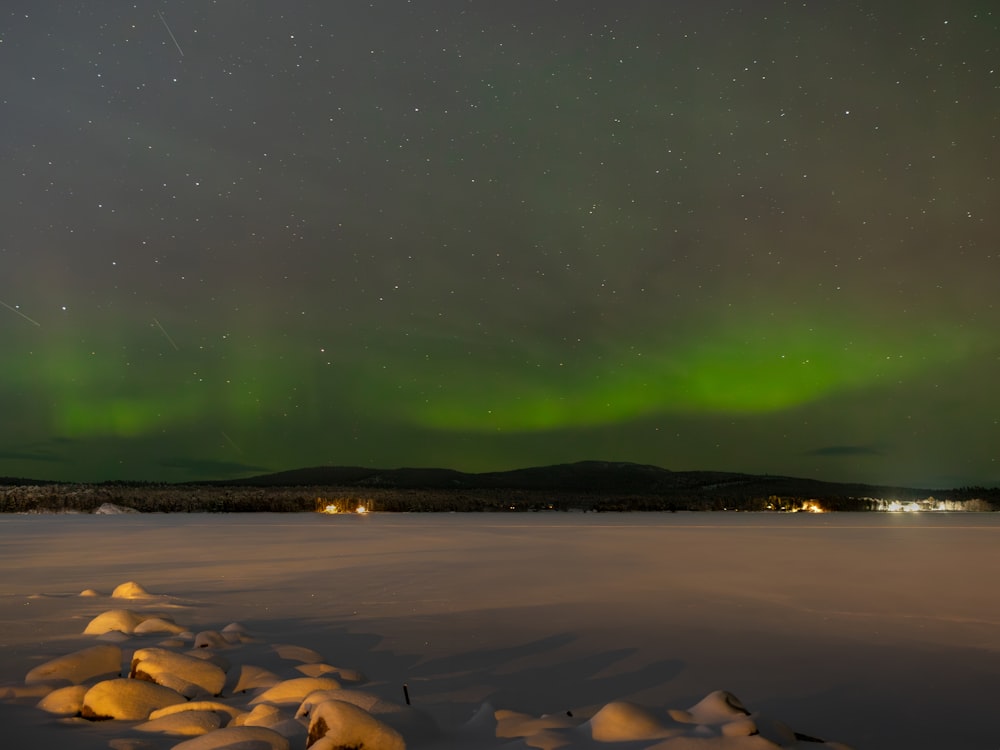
[
  {"xmin": 150, "ymin": 700, "xmax": 243, "ymax": 722},
  {"xmin": 193, "ymin": 630, "xmax": 230, "ymax": 649},
  {"xmin": 171, "ymin": 726, "xmax": 291, "ymax": 750},
  {"xmin": 25, "ymin": 643, "xmax": 121, "ymax": 685},
  {"xmin": 295, "ymin": 688, "xmax": 394, "ymax": 718},
  {"xmin": 133, "ymin": 615, "xmax": 186, "ymax": 634},
  {"xmin": 586, "ymin": 700, "xmax": 682, "ymax": 742},
  {"xmin": 136, "ymin": 709, "xmax": 224, "ymax": 736},
  {"xmin": 233, "ymin": 704, "xmax": 309, "ymax": 742},
  {"xmin": 306, "ymin": 698, "xmax": 405, "ymax": 750},
  {"xmin": 234, "ymin": 703, "xmax": 284, "ymax": 727},
  {"xmin": 232, "ymin": 664, "xmax": 281, "ymax": 694},
  {"xmin": 111, "ymin": 581, "xmax": 155, "ymax": 599},
  {"xmin": 293, "ymin": 688, "xmax": 434, "ymax": 742},
  {"xmin": 221, "ymin": 622, "xmax": 255, "ymax": 644},
  {"xmin": 36, "ymin": 684, "xmax": 89, "ymax": 715},
  {"xmin": 683, "ymin": 690, "xmax": 752, "ymax": 724},
  {"xmin": 129, "ymin": 647, "xmax": 227, "ymax": 698},
  {"xmin": 81, "ymin": 678, "xmax": 186, "ymax": 720},
  {"xmin": 83, "ymin": 608, "xmax": 150, "ymax": 635},
  {"xmin": 495, "ymin": 708, "xmax": 579, "ymax": 739},
  {"xmin": 250, "ymin": 676, "xmax": 341, "ymax": 706}
]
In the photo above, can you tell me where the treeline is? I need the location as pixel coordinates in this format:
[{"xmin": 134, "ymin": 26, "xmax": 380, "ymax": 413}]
[
  {"xmin": 0, "ymin": 485, "xmax": 315, "ymax": 513},
  {"xmin": 1, "ymin": 483, "xmax": 997, "ymax": 514}
]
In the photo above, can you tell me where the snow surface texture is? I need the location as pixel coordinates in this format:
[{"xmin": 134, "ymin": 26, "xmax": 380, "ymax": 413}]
[
  {"xmin": 0, "ymin": 580, "xmax": 849, "ymax": 748},
  {"xmin": 1, "ymin": 513, "xmax": 999, "ymax": 749}
]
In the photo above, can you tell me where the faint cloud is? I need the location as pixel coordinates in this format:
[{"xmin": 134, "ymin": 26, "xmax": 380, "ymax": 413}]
[{"xmin": 806, "ymin": 445, "xmax": 883, "ymax": 457}]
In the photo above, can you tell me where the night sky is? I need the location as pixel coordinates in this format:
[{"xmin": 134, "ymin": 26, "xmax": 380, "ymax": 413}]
[{"xmin": 2, "ymin": 1, "xmax": 998, "ymax": 487}]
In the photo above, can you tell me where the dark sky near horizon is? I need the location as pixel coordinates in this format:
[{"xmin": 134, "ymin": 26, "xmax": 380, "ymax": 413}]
[{"xmin": 1, "ymin": 1, "xmax": 998, "ymax": 487}]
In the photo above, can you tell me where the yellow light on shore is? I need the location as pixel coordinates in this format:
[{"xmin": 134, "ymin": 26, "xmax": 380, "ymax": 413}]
[{"xmin": 318, "ymin": 502, "xmax": 369, "ymax": 514}]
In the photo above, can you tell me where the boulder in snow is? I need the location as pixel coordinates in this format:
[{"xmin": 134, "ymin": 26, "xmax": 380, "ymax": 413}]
[
  {"xmin": 81, "ymin": 678, "xmax": 186, "ymax": 721},
  {"xmin": 83, "ymin": 609, "xmax": 149, "ymax": 635},
  {"xmin": 250, "ymin": 677, "xmax": 341, "ymax": 706},
  {"xmin": 586, "ymin": 700, "xmax": 681, "ymax": 742},
  {"xmin": 36, "ymin": 684, "xmax": 89, "ymax": 715},
  {"xmin": 25, "ymin": 644, "xmax": 121, "ymax": 686},
  {"xmin": 171, "ymin": 726, "xmax": 291, "ymax": 750},
  {"xmin": 129, "ymin": 647, "xmax": 227, "ymax": 698},
  {"xmin": 111, "ymin": 581, "xmax": 154, "ymax": 599},
  {"xmin": 306, "ymin": 699, "xmax": 405, "ymax": 750}
]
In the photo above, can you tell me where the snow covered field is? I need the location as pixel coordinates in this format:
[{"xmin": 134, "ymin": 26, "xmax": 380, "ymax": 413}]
[{"xmin": 1, "ymin": 512, "xmax": 998, "ymax": 749}]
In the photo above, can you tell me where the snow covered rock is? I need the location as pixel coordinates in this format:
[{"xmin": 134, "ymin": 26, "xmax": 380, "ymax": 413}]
[
  {"xmin": 129, "ymin": 647, "xmax": 227, "ymax": 698},
  {"xmin": 171, "ymin": 726, "xmax": 291, "ymax": 750},
  {"xmin": 683, "ymin": 690, "xmax": 752, "ymax": 724},
  {"xmin": 135, "ymin": 709, "xmax": 224, "ymax": 736},
  {"xmin": 232, "ymin": 664, "xmax": 281, "ymax": 694},
  {"xmin": 149, "ymin": 700, "xmax": 243, "ymax": 722},
  {"xmin": 80, "ymin": 678, "xmax": 186, "ymax": 720},
  {"xmin": 83, "ymin": 609, "xmax": 150, "ymax": 635},
  {"xmin": 111, "ymin": 581, "xmax": 154, "ymax": 599},
  {"xmin": 295, "ymin": 688, "xmax": 399, "ymax": 719},
  {"xmin": 193, "ymin": 630, "xmax": 230, "ymax": 649},
  {"xmin": 306, "ymin": 699, "xmax": 405, "ymax": 750},
  {"xmin": 133, "ymin": 616, "xmax": 186, "ymax": 635},
  {"xmin": 295, "ymin": 688, "xmax": 437, "ymax": 741},
  {"xmin": 35, "ymin": 684, "xmax": 89, "ymax": 715},
  {"xmin": 586, "ymin": 700, "xmax": 681, "ymax": 742},
  {"xmin": 221, "ymin": 622, "xmax": 254, "ymax": 644},
  {"xmin": 232, "ymin": 704, "xmax": 309, "ymax": 743},
  {"xmin": 234, "ymin": 704, "xmax": 284, "ymax": 727},
  {"xmin": 250, "ymin": 676, "xmax": 341, "ymax": 706},
  {"xmin": 25, "ymin": 644, "xmax": 121, "ymax": 685}
]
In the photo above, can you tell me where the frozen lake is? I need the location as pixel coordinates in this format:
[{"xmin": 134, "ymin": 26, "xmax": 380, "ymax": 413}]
[{"xmin": 1, "ymin": 512, "xmax": 999, "ymax": 748}]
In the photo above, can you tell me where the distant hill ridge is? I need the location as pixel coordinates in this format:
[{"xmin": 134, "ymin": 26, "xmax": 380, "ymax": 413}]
[
  {"xmin": 210, "ymin": 460, "xmax": 954, "ymax": 499},
  {"xmin": 4, "ymin": 461, "xmax": 998, "ymax": 514}
]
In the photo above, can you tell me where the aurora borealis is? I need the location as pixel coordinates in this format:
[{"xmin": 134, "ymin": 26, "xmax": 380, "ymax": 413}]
[{"xmin": 2, "ymin": 1, "xmax": 998, "ymax": 486}]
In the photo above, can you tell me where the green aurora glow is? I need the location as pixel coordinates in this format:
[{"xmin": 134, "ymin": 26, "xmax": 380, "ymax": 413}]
[
  {"xmin": 1, "ymin": 1, "xmax": 998, "ymax": 486},
  {"xmin": 13, "ymin": 309, "xmax": 984, "ymax": 442},
  {"xmin": 351, "ymin": 315, "xmax": 985, "ymax": 431}
]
